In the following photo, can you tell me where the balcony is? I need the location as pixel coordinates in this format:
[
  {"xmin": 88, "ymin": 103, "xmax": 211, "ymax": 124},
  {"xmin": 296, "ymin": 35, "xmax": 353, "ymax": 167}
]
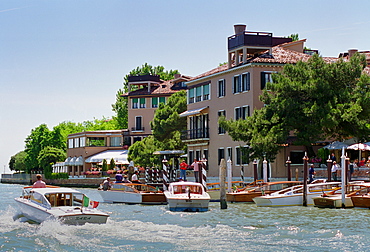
[
  {"xmin": 131, "ymin": 127, "xmax": 145, "ymax": 132},
  {"xmin": 228, "ymin": 31, "xmax": 292, "ymax": 50},
  {"xmin": 181, "ymin": 128, "xmax": 209, "ymax": 141}
]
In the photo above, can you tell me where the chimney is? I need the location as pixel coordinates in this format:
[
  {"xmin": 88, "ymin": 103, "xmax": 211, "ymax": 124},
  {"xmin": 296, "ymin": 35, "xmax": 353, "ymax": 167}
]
[
  {"xmin": 348, "ymin": 49, "xmax": 358, "ymax": 58},
  {"xmin": 234, "ymin": 24, "xmax": 246, "ymax": 35}
]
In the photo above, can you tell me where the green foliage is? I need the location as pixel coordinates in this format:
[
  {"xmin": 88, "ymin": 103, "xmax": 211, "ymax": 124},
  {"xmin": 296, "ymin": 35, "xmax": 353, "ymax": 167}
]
[
  {"xmin": 287, "ymin": 33, "xmax": 299, "ymax": 41},
  {"xmin": 112, "ymin": 63, "xmax": 180, "ymax": 129},
  {"xmin": 317, "ymin": 148, "xmax": 329, "ymax": 164},
  {"xmin": 151, "ymin": 90, "xmax": 187, "ymax": 150},
  {"xmin": 49, "ymin": 172, "xmax": 69, "ymax": 179},
  {"xmin": 102, "ymin": 159, "xmax": 108, "ymax": 171},
  {"xmin": 220, "ymin": 53, "xmax": 370, "ymax": 162},
  {"xmin": 109, "ymin": 158, "xmax": 116, "ymax": 170},
  {"xmin": 37, "ymin": 146, "xmax": 66, "ymax": 178},
  {"xmin": 128, "ymin": 135, "xmax": 160, "ymax": 168},
  {"xmin": 9, "ymin": 151, "xmax": 27, "ymax": 172}
]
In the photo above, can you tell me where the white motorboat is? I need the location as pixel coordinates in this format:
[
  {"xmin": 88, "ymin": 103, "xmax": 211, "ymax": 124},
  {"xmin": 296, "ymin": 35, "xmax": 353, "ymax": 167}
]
[
  {"xmin": 164, "ymin": 181, "xmax": 210, "ymax": 212},
  {"xmin": 14, "ymin": 186, "xmax": 109, "ymax": 225},
  {"xmin": 253, "ymin": 181, "xmax": 342, "ymax": 207},
  {"xmin": 98, "ymin": 183, "xmax": 167, "ymax": 204}
]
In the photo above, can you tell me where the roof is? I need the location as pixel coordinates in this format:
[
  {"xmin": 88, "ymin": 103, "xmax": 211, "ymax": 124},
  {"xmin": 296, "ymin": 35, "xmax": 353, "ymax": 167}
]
[
  {"xmin": 31, "ymin": 187, "xmax": 82, "ymax": 195},
  {"xmin": 179, "ymin": 106, "xmax": 208, "ymax": 117},
  {"xmin": 85, "ymin": 150, "xmax": 129, "ymax": 164}
]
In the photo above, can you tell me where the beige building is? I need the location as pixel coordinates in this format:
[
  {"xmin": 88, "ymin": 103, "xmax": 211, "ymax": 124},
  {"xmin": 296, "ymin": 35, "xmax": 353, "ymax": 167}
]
[
  {"xmin": 123, "ymin": 74, "xmax": 190, "ymax": 144},
  {"xmin": 181, "ymin": 25, "xmax": 323, "ymax": 178}
]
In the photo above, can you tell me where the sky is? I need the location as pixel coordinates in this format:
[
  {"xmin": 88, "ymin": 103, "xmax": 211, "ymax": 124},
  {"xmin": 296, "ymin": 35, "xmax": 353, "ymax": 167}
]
[{"xmin": 1, "ymin": 0, "xmax": 370, "ymax": 174}]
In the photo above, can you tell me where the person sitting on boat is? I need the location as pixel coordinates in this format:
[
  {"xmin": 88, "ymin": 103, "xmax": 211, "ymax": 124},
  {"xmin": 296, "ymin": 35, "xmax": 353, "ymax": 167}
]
[
  {"xmin": 180, "ymin": 160, "xmax": 188, "ymax": 181},
  {"xmin": 102, "ymin": 177, "xmax": 112, "ymax": 191},
  {"xmin": 131, "ymin": 171, "xmax": 140, "ymax": 183},
  {"xmin": 32, "ymin": 174, "xmax": 46, "ymax": 188},
  {"xmin": 115, "ymin": 171, "xmax": 123, "ymax": 183},
  {"xmin": 123, "ymin": 175, "xmax": 131, "ymax": 183}
]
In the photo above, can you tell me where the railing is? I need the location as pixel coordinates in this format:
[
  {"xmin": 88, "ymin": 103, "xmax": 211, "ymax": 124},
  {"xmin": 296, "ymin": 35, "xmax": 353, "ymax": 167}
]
[
  {"xmin": 181, "ymin": 128, "xmax": 209, "ymax": 140},
  {"xmin": 131, "ymin": 127, "xmax": 145, "ymax": 132}
]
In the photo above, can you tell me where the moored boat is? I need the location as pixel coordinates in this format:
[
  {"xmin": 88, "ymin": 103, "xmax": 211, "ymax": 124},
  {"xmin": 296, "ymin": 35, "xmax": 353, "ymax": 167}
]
[
  {"xmin": 164, "ymin": 181, "xmax": 210, "ymax": 212},
  {"xmin": 227, "ymin": 181, "xmax": 302, "ymax": 203},
  {"xmin": 347, "ymin": 183, "xmax": 370, "ymax": 208},
  {"xmin": 313, "ymin": 182, "xmax": 368, "ymax": 208},
  {"xmin": 98, "ymin": 183, "xmax": 167, "ymax": 204},
  {"xmin": 14, "ymin": 186, "xmax": 109, "ymax": 225},
  {"xmin": 253, "ymin": 181, "xmax": 341, "ymax": 207}
]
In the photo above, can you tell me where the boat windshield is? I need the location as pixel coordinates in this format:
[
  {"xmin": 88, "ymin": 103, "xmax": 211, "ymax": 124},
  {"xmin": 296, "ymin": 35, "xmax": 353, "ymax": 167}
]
[
  {"xmin": 45, "ymin": 193, "xmax": 84, "ymax": 207},
  {"xmin": 173, "ymin": 185, "xmax": 203, "ymax": 194}
]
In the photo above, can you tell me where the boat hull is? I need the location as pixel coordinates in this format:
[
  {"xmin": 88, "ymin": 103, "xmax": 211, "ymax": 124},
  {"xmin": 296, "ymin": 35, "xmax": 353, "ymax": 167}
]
[
  {"xmin": 253, "ymin": 192, "xmax": 325, "ymax": 207},
  {"xmin": 351, "ymin": 195, "xmax": 370, "ymax": 208},
  {"xmin": 15, "ymin": 198, "xmax": 108, "ymax": 225},
  {"xmin": 313, "ymin": 195, "xmax": 354, "ymax": 208},
  {"xmin": 98, "ymin": 190, "xmax": 166, "ymax": 204},
  {"xmin": 166, "ymin": 198, "xmax": 210, "ymax": 212}
]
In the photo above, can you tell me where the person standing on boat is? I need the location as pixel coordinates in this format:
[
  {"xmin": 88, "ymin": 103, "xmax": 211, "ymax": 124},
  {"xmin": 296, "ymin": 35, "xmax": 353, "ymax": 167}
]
[
  {"xmin": 123, "ymin": 175, "xmax": 131, "ymax": 183},
  {"xmin": 331, "ymin": 161, "xmax": 339, "ymax": 181},
  {"xmin": 32, "ymin": 174, "xmax": 46, "ymax": 188},
  {"xmin": 308, "ymin": 164, "xmax": 316, "ymax": 183},
  {"xmin": 191, "ymin": 159, "xmax": 200, "ymax": 183},
  {"xmin": 131, "ymin": 171, "xmax": 140, "ymax": 183},
  {"xmin": 180, "ymin": 160, "xmax": 188, "ymax": 181},
  {"xmin": 102, "ymin": 177, "xmax": 111, "ymax": 191}
]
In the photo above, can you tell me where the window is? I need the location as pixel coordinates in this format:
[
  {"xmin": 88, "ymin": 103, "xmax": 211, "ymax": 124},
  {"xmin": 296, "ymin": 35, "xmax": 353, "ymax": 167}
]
[
  {"xmin": 261, "ymin": 72, "xmax": 274, "ymax": 90},
  {"xmin": 159, "ymin": 97, "xmax": 166, "ymax": 105},
  {"xmin": 236, "ymin": 146, "xmax": 250, "ymax": 165},
  {"xmin": 68, "ymin": 139, "xmax": 74, "ymax": 148},
  {"xmin": 110, "ymin": 137, "xmax": 121, "ymax": 147},
  {"xmin": 203, "ymin": 84, "xmax": 210, "ymax": 100},
  {"xmin": 79, "ymin": 137, "xmax": 85, "ymax": 147},
  {"xmin": 74, "ymin": 138, "xmax": 79, "ymax": 148},
  {"xmin": 152, "ymin": 97, "xmax": 158, "ymax": 108},
  {"xmin": 188, "ymin": 89, "xmax": 195, "ymax": 104},
  {"xmin": 218, "ymin": 110, "xmax": 226, "ymax": 134},
  {"xmin": 135, "ymin": 116, "xmax": 143, "ymax": 131},
  {"xmin": 189, "ymin": 114, "xmax": 209, "ymax": 139},
  {"xmin": 189, "ymin": 151, "xmax": 194, "ymax": 164},
  {"xmin": 218, "ymin": 79, "xmax": 225, "ymax": 97},
  {"xmin": 139, "ymin": 98, "xmax": 146, "ymax": 108},
  {"xmin": 218, "ymin": 148, "xmax": 225, "ymax": 166},
  {"xmin": 196, "ymin": 86, "xmax": 202, "ymax": 102},
  {"xmin": 86, "ymin": 137, "xmax": 105, "ymax": 147},
  {"xmin": 241, "ymin": 72, "xmax": 250, "ymax": 91},
  {"xmin": 290, "ymin": 151, "xmax": 305, "ymax": 164},
  {"xmin": 132, "ymin": 98, "xmax": 138, "ymax": 109},
  {"xmin": 133, "ymin": 137, "xmax": 141, "ymax": 143},
  {"xmin": 233, "ymin": 75, "xmax": 241, "ymax": 93},
  {"xmin": 235, "ymin": 105, "xmax": 250, "ymax": 120}
]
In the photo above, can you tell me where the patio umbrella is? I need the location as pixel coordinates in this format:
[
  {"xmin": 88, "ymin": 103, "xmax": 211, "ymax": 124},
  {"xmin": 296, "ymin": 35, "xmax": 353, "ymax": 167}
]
[
  {"xmin": 346, "ymin": 143, "xmax": 370, "ymax": 151},
  {"xmin": 322, "ymin": 141, "xmax": 349, "ymax": 150},
  {"xmin": 347, "ymin": 143, "xmax": 370, "ymax": 162}
]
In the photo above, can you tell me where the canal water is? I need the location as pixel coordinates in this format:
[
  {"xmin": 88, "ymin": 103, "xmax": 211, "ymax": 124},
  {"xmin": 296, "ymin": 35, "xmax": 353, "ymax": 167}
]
[{"xmin": 1, "ymin": 182, "xmax": 370, "ymax": 252}]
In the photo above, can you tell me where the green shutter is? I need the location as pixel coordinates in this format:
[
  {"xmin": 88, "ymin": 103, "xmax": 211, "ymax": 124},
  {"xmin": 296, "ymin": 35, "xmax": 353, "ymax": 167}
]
[
  {"xmin": 159, "ymin": 97, "xmax": 166, "ymax": 104},
  {"xmin": 140, "ymin": 98, "xmax": 145, "ymax": 104},
  {"xmin": 152, "ymin": 97, "xmax": 158, "ymax": 107}
]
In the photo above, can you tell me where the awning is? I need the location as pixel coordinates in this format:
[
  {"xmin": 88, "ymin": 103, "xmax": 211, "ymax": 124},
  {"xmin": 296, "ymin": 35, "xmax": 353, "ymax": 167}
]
[
  {"xmin": 85, "ymin": 150, "xmax": 129, "ymax": 165},
  {"xmin": 179, "ymin": 106, "xmax": 208, "ymax": 117}
]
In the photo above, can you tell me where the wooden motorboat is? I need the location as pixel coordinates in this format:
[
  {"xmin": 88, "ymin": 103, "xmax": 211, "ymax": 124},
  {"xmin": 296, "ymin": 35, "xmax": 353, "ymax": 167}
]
[
  {"xmin": 98, "ymin": 183, "xmax": 167, "ymax": 204},
  {"xmin": 346, "ymin": 183, "xmax": 370, "ymax": 209},
  {"xmin": 207, "ymin": 180, "xmax": 263, "ymax": 202},
  {"xmin": 226, "ymin": 181, "xmax": 302, "ymax": 203},
  {"xmin": 14, "ymin": 186, "xmax": 109, "ymax": 225},
  {"xmin": 253, "ymin": 181, "xmax": 342, "ymax": 207},
  {"xmin": 164, "ymin": 181, "xmax": 210, "ymax": 212},
  {"xmin": 313, "ymin": 182, "xmax": 368, "ymax": 208}
]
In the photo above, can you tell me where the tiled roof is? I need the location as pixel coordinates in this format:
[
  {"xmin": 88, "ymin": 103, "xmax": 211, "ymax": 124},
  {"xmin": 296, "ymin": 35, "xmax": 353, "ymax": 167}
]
[{"xmin": 123, "ymin": 75, "xmax": 192, "ymax": 97}]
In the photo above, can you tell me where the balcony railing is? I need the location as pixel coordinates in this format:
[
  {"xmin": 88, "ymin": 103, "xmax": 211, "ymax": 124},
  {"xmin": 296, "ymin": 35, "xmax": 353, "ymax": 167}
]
[
  {"xmin": 181, "ymin": 128, "xmax": 209, "ymax": 140},
  {"xmin": 131, "ymin": 127, "xmax": 145, "ymax": 132}
]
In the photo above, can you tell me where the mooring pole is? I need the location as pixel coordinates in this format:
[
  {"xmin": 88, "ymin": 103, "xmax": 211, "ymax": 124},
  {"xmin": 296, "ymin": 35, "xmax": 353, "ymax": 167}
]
[
  {"xmin": 286, "ymin": 156, "xmax": 291, "ymax": 181},
  {"xmin": 303, "ymin": 153, "xmax": 309, "ymax": 207},
  {"xmin": 253, "ymin": 160, "xmax": 258, "ymax": 183},
  {"xmin": 327, "ymin": 155, "xmax": 332, "ymax": 182},
  {"xmin": 220, "ymin": 159, "xmax": 227, "ymax": 209},
  {"xmin": 341, "ymin": 147, "xmax": 346, "ymax": 208}
]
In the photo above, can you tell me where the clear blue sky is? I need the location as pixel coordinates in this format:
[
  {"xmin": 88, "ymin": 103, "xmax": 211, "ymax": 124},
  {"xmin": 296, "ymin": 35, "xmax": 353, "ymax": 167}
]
[{"xmin": 1, "ymin": 0, "xmax": 370, "ymax": 173}]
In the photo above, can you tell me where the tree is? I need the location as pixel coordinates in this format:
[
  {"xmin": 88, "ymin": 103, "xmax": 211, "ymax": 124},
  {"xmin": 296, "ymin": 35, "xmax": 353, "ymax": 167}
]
[
  {"xmin": 109, "ymin": 158, "xmax": 116, "ymax": 170},
  {"xmin": 128, "ymin": 135, "xmax": 159, "ymax": 168},
  {"xmin": 37, "ymin": 146, "xmax": 66, "ymax": 178},
  {"xmin": 112, "ymin": 63, "xmax": 180, "ymax": 129},
  {"xmin": 9, "ymin": 151, "xmax": 27, "ymax": 172},
  {"xmin": 102, "ymin": 159, "xmax": 108, "ymax": 172},
  {"xmin": 151, "ymin": 90, "xmax": 187, "ymax": 150},
  {"xmin": 220, "ymin": 53, "xmax": 370, "ymax": 161}
]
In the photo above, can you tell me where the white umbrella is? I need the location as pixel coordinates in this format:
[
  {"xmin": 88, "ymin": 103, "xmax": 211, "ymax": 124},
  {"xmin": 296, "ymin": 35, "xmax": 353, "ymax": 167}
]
[{"xmin": 347, "ymin": 143, "xmax": 370, "ymax": 151}]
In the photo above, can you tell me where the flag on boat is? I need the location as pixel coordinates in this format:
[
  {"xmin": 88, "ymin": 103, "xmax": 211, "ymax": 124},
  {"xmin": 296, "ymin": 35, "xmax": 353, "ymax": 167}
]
[{"xmin": 83, "ymin": 195, "xmax": 99, "ymax": 208}]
